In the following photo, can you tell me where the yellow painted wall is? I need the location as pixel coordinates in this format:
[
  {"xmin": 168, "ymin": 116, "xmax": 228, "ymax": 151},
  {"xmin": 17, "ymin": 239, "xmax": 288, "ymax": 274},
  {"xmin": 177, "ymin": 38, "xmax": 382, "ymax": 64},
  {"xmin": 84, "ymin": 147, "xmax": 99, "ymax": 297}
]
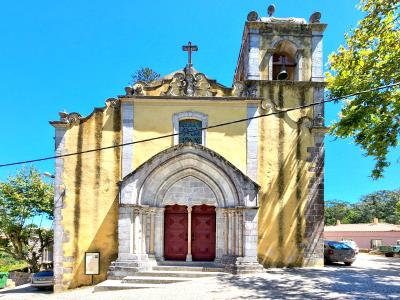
[
  {"xmin": 132, "ymin": 100, "xmax": 250, "ymax": 174},
  {"xmin": 58, "ymin": 87, "xmax": 322, "ymax": 290},
  {"xmin": 60, "ymin": 104, "xmax": 121, "ymax": 289},
  {"xmin": 257, "ymin": 84, "xmax": 320, "ymax": 267}
]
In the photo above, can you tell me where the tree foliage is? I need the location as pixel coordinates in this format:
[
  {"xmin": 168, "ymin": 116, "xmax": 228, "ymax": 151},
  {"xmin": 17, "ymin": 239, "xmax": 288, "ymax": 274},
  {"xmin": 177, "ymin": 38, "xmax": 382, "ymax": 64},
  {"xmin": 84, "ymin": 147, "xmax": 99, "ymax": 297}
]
[
  {"xmin": 0, "ymin": 167, "xmax": 54, "ymax": 272},
  {"xmin": 131, "ymin": 67, "xmax": 160, "ymax": 85},
  {"xmin": 326, "ymin": 0, "xmax": 400, "ymax": 179},
  {"xmin": 325, "ymin": 189, "xmax": 400, "ymax": 225}
]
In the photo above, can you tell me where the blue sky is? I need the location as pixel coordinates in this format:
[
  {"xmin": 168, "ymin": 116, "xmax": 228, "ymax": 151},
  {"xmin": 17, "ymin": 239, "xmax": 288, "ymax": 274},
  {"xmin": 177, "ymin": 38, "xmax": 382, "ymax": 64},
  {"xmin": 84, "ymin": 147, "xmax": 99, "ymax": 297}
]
[{"xmin": 0, "ymin": 0, "xmax": 398, "ymax": 203}]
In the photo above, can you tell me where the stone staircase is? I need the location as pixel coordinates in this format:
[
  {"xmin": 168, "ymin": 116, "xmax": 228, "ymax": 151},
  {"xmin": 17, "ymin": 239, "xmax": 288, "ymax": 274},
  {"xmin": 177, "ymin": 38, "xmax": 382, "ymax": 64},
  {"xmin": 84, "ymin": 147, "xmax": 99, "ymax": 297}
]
[{"xmin": 95, "ymin": 263, "xmax": 228, "ymax": 291}]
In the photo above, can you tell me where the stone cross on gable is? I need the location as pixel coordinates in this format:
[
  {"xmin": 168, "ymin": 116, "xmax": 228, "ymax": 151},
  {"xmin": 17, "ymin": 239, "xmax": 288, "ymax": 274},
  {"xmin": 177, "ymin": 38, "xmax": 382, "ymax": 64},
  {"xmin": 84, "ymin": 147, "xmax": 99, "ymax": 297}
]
[{"xmin": 182, "ymin": 41, "xmax": 198, "ymax": 67}]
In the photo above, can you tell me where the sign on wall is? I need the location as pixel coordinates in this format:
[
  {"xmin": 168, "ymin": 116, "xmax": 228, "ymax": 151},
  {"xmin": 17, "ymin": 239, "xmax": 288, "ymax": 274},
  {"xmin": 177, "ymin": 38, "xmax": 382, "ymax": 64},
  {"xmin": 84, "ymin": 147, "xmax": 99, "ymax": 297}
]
[{"xmin": 84, "ymin": 252, "xmax": 100, "ymax": 275}]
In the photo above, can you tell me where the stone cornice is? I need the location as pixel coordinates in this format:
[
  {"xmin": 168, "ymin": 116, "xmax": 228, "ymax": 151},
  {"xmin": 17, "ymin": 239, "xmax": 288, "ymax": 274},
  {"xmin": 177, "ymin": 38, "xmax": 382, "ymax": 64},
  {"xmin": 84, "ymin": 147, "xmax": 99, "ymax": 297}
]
[
  {"xmin": 118, "ymin": 95, "xmax": 263, "ymax": 102},
  {"xmin": 257, "ymin": 80, "xmax": 328, "ymax": 88}
]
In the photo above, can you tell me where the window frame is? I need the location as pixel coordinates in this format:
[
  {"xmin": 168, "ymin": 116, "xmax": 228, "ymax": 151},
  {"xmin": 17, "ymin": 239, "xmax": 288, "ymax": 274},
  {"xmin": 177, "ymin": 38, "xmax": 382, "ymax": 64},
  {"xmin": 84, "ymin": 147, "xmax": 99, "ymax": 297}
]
[{"xmin": 173, "ymin": 111, "xmax": 208, "ymax": 146}]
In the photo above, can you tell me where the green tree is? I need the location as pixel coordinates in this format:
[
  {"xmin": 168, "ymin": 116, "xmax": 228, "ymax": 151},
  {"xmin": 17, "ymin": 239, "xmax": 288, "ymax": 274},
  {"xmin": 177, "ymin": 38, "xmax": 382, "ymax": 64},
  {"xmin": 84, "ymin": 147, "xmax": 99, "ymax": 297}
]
[
  {"xmin": 0, "ymin": 167, "xmax": 54, "ymax": 272},
  {"xmin": 131, "ymin": 67, "xmax": 160, "ymax": 85},
  {"xmin": 325, "ymin": 200, "xmax": 351, "ymax": 225},
  {"xmin": 325, "ymin": 189, "xmax": 400, "ymax": 225},
  {"xmin": 326, "ymin": 0, "xmax": 400, "ymax": 179},
  {"xmin": 349, "ymin": 189, "xmax": 400, "ymax": 224}
]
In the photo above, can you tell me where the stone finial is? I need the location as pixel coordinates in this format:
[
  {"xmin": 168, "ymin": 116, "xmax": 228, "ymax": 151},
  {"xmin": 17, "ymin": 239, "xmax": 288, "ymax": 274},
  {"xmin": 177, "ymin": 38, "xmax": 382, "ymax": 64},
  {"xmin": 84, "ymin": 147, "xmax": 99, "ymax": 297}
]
[
  {"xmin": 267, "ymin": 4, "xmax": 275, "ymax": 17},
  {"xmin": 309, "ymin": 12, "xmax": 321, "ymax": 23},
  {"xmin": 247, "ymin": 11, "xmax": 258, "ymax": 22}
]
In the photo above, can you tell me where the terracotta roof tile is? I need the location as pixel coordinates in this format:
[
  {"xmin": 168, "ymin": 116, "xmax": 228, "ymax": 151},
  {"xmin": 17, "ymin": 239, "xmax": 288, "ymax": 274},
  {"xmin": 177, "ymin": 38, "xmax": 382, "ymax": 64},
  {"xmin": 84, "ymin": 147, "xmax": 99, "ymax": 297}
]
[{"xmin": 324, "ymin": 223, "xmax": 400, "ymax": 232}]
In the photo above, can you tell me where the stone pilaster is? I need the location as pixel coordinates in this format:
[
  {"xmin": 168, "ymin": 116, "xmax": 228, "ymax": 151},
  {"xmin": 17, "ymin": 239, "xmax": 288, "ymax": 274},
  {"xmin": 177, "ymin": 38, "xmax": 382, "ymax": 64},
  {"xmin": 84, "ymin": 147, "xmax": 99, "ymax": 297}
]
[
  {"xmin": 247, "ymin": 29, "xmax": 260, "ymax": 80},
  {"xmin": 121, "ymin": 101, "xmax": 134, "ymax": 178},
  {"xmin": 247, "ymin": 104, "xmax": 259, "ymax": 182},
  {"xmin": 52, "ymin": 125, "xmax": 67, "ymax": 293}
]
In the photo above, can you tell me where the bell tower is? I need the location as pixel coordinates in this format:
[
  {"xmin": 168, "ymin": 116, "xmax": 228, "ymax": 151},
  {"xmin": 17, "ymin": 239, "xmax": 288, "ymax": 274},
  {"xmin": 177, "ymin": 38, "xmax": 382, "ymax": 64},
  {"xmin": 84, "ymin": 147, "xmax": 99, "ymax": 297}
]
[
  {"xmin": 234, "ymin": 5, "xmax": 327, "ymax": 83},
  {"xmin": 234, "ymin": 5, "xmax": 328, "ymax": 268}
]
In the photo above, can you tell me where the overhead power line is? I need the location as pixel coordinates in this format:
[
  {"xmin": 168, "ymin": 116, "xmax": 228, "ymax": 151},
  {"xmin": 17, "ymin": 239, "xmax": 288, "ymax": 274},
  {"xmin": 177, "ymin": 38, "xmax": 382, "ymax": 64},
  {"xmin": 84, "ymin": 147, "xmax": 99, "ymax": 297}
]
[{"xmin": 0, "ymin": 82, "xmax": 399, "ymax": 168}]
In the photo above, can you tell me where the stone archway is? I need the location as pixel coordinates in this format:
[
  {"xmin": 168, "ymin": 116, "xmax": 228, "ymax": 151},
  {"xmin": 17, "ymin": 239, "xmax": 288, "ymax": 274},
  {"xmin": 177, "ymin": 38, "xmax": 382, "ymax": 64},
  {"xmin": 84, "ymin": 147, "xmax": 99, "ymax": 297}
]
[{"xmin": 115, "ymin": 144, "xmax": 260, "ymax": 271}]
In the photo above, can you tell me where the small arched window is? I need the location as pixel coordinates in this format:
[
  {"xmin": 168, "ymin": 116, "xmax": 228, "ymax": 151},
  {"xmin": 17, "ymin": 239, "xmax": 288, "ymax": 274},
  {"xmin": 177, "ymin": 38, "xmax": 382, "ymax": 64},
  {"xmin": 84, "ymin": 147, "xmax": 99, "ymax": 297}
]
[{"xmin": 179, "ymin": 119, "xmax": 202, "ymax": 144}]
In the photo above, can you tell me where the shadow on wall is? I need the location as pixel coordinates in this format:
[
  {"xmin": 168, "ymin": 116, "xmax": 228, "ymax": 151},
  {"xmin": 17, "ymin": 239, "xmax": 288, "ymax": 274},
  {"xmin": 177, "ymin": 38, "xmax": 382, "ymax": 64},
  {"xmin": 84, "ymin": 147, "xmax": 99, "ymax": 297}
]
[
  {"xmin": 68, "ymin": 195, "xmax": 119, "ymax": 288},
  {"xmin": 258, "ymin": 106, "xmax": 320, "ymax": 267}
]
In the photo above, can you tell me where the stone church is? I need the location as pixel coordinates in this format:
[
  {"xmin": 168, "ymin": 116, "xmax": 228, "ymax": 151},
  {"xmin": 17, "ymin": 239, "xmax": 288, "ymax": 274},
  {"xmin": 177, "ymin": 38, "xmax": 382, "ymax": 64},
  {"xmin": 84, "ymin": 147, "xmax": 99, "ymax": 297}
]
[{"xmin": 50, "ymin": 6, "xmax": 327, "ymax": 291}]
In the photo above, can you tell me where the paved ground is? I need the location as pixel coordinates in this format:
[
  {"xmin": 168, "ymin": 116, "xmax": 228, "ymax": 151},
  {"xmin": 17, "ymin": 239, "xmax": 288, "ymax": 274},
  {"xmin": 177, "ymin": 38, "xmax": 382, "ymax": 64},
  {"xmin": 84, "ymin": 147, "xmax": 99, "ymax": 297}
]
[{"xmin": 1, "ymin": 254, "xmax": 399, "ymax": 300}]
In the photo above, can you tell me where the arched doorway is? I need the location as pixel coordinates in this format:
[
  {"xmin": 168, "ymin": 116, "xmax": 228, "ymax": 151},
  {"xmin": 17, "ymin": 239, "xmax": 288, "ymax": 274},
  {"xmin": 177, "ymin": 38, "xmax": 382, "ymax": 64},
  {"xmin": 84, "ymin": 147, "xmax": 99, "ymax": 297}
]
[{"xmin": 117, "ymin": 144, "xmax": 259, "ymax": 267}]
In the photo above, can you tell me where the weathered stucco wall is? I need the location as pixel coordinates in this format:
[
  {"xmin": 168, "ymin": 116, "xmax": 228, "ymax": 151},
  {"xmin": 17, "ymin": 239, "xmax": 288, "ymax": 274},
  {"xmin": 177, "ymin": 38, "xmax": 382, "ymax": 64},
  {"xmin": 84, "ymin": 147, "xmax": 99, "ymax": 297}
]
[
  {"xmin": 132, "ymin": 100, "xmax": 249, "ymax": 174},
  {"xmin": 59, "ymin": 104, "xmax": 121, "ymax": 289},
  {"xmin": 257, "ymin": 83, "xmax": 323, "ymax": 267}
]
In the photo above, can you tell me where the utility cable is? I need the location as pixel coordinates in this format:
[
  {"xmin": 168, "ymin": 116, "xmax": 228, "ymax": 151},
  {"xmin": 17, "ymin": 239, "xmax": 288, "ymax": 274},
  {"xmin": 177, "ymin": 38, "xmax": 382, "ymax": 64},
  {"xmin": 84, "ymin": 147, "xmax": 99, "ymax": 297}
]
[{"xmin": 0, "ymin": 82, "xmax": 399, "ymax": 168}]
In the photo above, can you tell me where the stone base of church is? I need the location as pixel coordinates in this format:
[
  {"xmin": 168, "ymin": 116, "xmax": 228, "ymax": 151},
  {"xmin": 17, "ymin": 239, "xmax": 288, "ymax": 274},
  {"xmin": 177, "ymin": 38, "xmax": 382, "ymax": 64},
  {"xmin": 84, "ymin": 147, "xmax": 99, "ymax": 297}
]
[{"xmin": 221, "ymin": 255, "xmax": 264, "ymax": 274}]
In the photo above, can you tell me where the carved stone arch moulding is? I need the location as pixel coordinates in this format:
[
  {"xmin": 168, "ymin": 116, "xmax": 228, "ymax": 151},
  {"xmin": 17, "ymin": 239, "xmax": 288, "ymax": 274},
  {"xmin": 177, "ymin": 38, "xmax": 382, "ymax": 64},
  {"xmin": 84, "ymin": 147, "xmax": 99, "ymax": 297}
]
[
  {"xmin": 173, "ymin": 111, "xmax": 208, "ymax": 146},
  {"xmin": 119, "ymin": 144, "xmax": 259, "ymax": 209},
  {"xmin": 139, "ymin": 154, "xmax": 238, "ymax": 207}
]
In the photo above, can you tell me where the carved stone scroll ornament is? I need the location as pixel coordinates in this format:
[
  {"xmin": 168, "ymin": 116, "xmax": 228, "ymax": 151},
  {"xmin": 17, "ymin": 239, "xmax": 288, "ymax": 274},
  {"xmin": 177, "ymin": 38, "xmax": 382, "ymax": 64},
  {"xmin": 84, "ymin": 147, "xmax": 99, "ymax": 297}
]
[
  {"xmin": 232, "ymin": 81, "xmax": 258, "ymax": 97},
  {"xmin": 125, "ymin": 82, "xmax": 144, "ymax": 96},
  {"xmin": 58, "ymin": 112, "xmax": 82, "ymax": 125},
  {"xmin": 162, "ymin": 70, "xmax": 213, "ymax": 97},
  {"xmin": 193, "ymin": 73, "xmax": 213, "ymax": 97},
  {"xmin": 107, "ymin": 98, "xmax": 120, "ymax": 109}
]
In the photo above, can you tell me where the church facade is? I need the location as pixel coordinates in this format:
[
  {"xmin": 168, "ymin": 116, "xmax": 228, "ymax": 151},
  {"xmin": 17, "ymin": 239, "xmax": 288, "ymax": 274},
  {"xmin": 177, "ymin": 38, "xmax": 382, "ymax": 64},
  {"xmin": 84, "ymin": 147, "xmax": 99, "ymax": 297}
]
[{"xmin": 51, "ymin": 8, "xmax": 327, "ymax": 291}]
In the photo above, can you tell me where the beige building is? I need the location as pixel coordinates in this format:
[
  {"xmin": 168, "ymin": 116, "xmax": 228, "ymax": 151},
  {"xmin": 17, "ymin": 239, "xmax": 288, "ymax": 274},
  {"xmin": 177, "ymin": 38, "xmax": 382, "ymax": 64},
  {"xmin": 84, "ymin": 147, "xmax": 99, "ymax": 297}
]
[{"xmin": 50, "ymin": 6, "xmax": 327, "ymax": 291}]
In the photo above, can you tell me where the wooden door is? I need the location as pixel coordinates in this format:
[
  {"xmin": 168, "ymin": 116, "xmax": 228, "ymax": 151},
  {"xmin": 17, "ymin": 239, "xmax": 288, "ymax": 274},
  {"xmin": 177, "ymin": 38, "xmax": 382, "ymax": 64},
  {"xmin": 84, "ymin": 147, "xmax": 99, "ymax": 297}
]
[
  {"xmin": 164, "ymin": 205, "xmax": 188, "ymax": 260},
  {"xmin": 191, "ymin": 205, "xmax": 216, "ymax": 261}
]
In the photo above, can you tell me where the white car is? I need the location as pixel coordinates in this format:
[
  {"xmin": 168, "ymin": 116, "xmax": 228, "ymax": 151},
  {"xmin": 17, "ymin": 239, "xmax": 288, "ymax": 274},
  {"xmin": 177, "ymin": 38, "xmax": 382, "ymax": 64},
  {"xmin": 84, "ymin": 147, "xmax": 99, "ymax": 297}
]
[{"xmin": 341, "ymin": 240, "xmax": 359, "ymax": 254}]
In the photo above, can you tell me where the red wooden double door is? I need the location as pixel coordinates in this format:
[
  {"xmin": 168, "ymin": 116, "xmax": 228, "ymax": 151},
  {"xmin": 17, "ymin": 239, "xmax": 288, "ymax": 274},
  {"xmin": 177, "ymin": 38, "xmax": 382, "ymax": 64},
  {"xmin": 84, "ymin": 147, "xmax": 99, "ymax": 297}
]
[{"xmin": 164, "ymin": 204, "xmax": 216, "ymax": 261}]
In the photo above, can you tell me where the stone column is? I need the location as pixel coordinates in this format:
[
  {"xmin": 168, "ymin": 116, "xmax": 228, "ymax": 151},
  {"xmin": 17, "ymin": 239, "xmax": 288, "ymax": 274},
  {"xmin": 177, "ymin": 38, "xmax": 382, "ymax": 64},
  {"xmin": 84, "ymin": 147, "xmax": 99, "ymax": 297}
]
[
  {"xmin": 154, "ymin": 207, "xmax": 165, "ymax": 260},
  {"xmin": 215, "ymin": 208, "xmax": 224, "ymax": 260},
  {"xmin": 224, "ymin": 209, "xmax": 229, "ymax": 256},
  {"xmin": 149, "ymin": 208, "xmax": 156, "ymax": 256},
  {"xmin": 132, "ymin": 207, "xmax": 143, "ymax": 255},
  {"xmin": 186, "ymin": 207, "xmax": 193, "ymax": 261},
  {"xmin": 232, "ymin": 210, "xmax": 237, "ymax": 256},
  {"xmin": 228, "ymin": 210, "xmax": 234, "ymax": 255},
  {"xmin": 141, "ymin": 209, "xmax": 148, "ymax": 254},
  {"xmin": 237, "ymin": 209, "xmax": 244, "ymax": 257}
]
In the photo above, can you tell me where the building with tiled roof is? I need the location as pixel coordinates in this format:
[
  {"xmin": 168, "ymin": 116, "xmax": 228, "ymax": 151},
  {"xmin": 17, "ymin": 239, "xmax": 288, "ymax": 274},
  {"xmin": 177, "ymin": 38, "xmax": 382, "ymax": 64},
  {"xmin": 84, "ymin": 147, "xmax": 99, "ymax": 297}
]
[{"xmin": 324, "ymin": 218, "xmax": 400, "ymax": 250}]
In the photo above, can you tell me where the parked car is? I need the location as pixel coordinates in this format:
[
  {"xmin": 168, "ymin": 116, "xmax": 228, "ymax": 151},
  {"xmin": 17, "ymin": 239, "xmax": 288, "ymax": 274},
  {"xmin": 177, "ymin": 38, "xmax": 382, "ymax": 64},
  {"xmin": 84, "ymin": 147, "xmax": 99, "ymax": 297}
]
[
  {"xmin": 324, "ymin": 240, "xmax": 356, "ymax": 266},
  {"xmin": 31, "ymin": 270, "xmax": 54, "ymax": 290},
  {"xmin": 379, "ymin": 240, "xmax": 400, "ymax": 257},
  {"xmin": 341, "ymin": 240, "xmax": 359, "ymax": 254}
]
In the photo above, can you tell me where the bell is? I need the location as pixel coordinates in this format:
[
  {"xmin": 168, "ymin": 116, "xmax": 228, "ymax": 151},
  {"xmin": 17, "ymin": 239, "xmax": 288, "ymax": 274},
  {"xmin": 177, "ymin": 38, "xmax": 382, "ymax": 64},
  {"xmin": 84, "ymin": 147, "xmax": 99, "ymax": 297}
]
[
  {"xmin": 277, "ymin": 55, "xmax": 289, "ymax": 80},
  {"xmin": 277, "ymin": 69, "xmax": 288, "ymax": 80}
]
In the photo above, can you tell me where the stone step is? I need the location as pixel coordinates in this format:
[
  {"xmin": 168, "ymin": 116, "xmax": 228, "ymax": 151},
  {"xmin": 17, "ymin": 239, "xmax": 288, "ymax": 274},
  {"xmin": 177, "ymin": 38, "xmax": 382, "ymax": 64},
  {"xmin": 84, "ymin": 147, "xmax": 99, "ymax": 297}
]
[
  {"xmin": 153, "ymin": 265, "xmax": 225, "ymax": 272},
  {"xmin": 136, "ymin": 270, "xmax": 227, "ymax": 278},
  {"xmin": 108, "ymin": 266, "xmax": 140, "ymax": 272},
  {"xmin": 107, "ymin": 269, "xmax": 141, "ymax": 280},
  {"xmin": 122, "ymin": 276, "xmax": 195, "ymax": 284},
  {"xmin": 94, "ymin": 280, "xmax": 161, "ymax": 292}
]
